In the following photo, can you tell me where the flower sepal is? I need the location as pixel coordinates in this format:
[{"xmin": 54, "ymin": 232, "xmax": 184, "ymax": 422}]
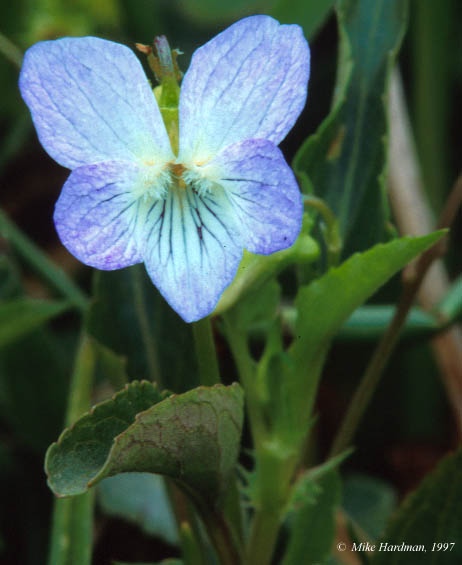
[{"xmin": 136, "ymin": 36, "xmax": 182, "ymax": 154}]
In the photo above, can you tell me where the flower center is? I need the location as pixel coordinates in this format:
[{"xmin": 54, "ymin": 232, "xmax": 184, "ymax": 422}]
[
  {"xmin": 168, "ymin": 162, "xmax": 187, "ymax": 190},
  {"xmin": 170, "ymin": 163, "xmax": 186, "ymax": 177}
]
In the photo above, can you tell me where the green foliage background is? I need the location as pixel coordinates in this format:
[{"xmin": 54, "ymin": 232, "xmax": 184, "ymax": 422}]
[{"xmin": 0, "ymin": 1, "xmax": 461, "ymax": 564}]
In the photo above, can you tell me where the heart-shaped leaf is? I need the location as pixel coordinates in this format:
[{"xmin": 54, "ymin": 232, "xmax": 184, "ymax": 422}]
[{"xmin": 46, "ymin": 382, "xmax": 244, "ymax": 506}]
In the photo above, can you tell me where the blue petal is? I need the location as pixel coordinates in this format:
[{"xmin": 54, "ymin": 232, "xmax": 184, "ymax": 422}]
[
  {"xmin": 206, "ymin": 139, "xmax": 303, "ymax": 254},
  {"xmin": 54, "ymin": 161, "xmax": 145, "ymax": 269},
  {"xmin": 19, "ymin": 37, "xmax": 172, "ymax": 169},
  {"xmin": 140, "ymin": 185, "xmax": 242, "ymax": 323},
  {"xmin": 178, "ymin": 15, "xmax": 310, "ymax": 162}
]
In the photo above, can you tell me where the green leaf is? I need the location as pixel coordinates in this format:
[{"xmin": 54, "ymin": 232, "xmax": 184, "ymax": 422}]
[
  {"xmin": 0, "ymin": 298, "xmax": 70, "ymax": 348},
  {"xmin": 87, "ymin": 265, "xmax": 199, "ymax": 392},
  {"xmin": 46, "ymin": 381, "xmax": 168, "ymax": 496},
  {"xmin": 293, "ymin": 0, "xmax": 409, "ymax": 254},
  {"xmin": 292, "ymin": 449, "xmax": 354, "ymax": 494},
  {"xmin": 46, "ymin": 382, "xmax": 244, "ymax": 506},
  {"xmin": 343, "ymin": 474, "xmax": 397, "ymax": 541},
  {"xmin": 270, "ymin": 0, "xmax": 336, "ymax": 39},
  {"xmin": 372, "ymin": 449, "xmax": 462, "ymax": 564},
  {"xmin": 287, "ymin": 232, "xmax": 445, "ymax": 436},
  {"xmin": 292, "ymin": 233, "xmax": 444, "ymax": 360},
  {"xmin": 283, "ymin": 469, "xmax": 341, "ymax": 565},
  {"xmin": 98, "ymin": 473, "xmax": 178, "ymax": 545}
]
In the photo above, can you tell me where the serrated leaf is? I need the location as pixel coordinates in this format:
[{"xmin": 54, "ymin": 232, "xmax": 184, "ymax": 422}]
[
  {"xmin": 286, "ymin": 232, "xmax": 445, "ymax": 436},
  {"xmin": 98, "ymin": 473, "xmax": 178, "ymax": 545},
  {"xmin": 371, "ymin": 450, "xmax": 462, "ymax": 564},
  {"xmin": 87, "ymin": 265, "xmax": 199, "ymax": 392},
  {"xmin": 46, "ymin": 381, "xmax": 168, "ymax": 496},
  {"xmin": 294, "ymin": 0, "xmax": 409, "ymax": 254},
  {"xmin": 0, "ymin": 298, "xmax": 70, "ymax": 348},
  {"xmin": 46, "ymin": 382, "xmax": 244, "ymax": 506},
  {"xmin": 283, "ymin": 469, "xmax": 341, "ymax": 565}
]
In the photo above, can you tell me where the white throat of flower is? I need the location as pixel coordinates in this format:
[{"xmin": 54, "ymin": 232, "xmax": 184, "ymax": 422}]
[{"xmin": 134, "ymin": 158, "xmax": 221, "ymax": 204}]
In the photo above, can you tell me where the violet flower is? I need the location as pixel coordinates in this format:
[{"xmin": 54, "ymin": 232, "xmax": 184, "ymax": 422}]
[{"xmin": 19, "ymin": 15, "xmax": 310, "ymax": 322}]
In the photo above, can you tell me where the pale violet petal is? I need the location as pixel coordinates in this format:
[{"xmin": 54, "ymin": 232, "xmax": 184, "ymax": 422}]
[
  {"xmin": 19, "ymin": 37, "xmax": 173, "ymax": 169},
  {"xmin": 178, "ymin": 15, "xmax": 310, "ymax": 162},
  {"xmin": 54, "ymin": 161, "xmax": 147, "ymax": 270},
  {"xmin": 204, "ymin": 139, "xmax": 303, "ymax": 254},
  {"xmin": 140, "ymin": 185, "xmax": 242, "ymax": 322}
]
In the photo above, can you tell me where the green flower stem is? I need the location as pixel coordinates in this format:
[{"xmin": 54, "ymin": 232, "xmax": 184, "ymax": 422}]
[
  {"xmin": 303, "ymin": 195, "xmax": 342, "ymax": 266},
  {"xmin": 222, "ymin": 314, "xmax": 266, "ymax": 443},
  {"xmin": 244, "ymin": 445, "xmax": 296, "ymax": 565},
  {"xmin": 191, "ymin": 317, "xmax": 247, "ymax": 563},
  {"xmin": 132, "ymin": 265, "xmax": 161, "ymax": 383},
  {"xmin": 196, "ymin": 502, "xmax": 242, "ymax": 565},
  {"xmin": 223, "ymin": 314, "xmax": 294, "ymax": 565},
  {"xmin": 192, "ymin": 316, "xmax": 221, "ymax": 386},
  {"xmin": 47, "ymin": 335, "xmax": 96, "ymax": 565},
  {"xmin": 0, "ymin": 209, "xmax": 88, "ymax": 311},
  {"xmin": 47, "ymin": 494, "xmax": 95, "ymax": 565},
  {"xmin": 245, "ymin": 508, "xmax": 281, "ymax": 565}
]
